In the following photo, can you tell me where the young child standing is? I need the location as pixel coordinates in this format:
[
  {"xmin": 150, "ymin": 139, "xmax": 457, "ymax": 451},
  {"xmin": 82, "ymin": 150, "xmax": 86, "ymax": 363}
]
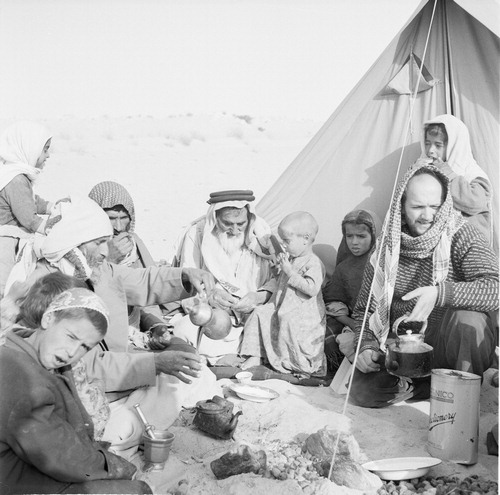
[
  {"xmin": 322, "ymin": 210, "xmax": 379, "ymax": 368},
  {"xmin": 0, "ymin": 121, "xmax": 53, "ymax": 296},
  {"xmin": 240, "ymin": 211, "xmax": 326, "ymax": 376}
]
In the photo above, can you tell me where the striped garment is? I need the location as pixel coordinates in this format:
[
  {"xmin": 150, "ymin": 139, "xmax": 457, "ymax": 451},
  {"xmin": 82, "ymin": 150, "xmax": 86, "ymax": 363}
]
[
  {"xmin": 366, "ymin": 164, "xmax": 464, "ymax": 346},
  {"xmin": 354, "ymin": 222, "xmax": 499, "ymax": 353}
]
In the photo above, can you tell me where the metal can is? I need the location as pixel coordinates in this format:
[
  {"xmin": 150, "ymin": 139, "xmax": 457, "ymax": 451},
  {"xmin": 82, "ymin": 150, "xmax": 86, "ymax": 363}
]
[{"xmin": 426, "ymin": 369, "xmax": 481, "ymax": 465}]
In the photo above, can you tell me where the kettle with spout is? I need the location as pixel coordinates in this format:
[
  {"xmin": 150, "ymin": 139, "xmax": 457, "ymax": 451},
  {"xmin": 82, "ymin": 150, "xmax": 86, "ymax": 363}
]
[{"xmin": 193, "ymin": 395, "xmax": 242, "ymax": 440}]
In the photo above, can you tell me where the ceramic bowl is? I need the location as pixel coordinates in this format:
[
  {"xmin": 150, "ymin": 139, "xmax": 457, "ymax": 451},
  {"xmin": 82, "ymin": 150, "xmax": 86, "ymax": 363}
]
[{"xmin": 235, "ymin": 371, "xmax": 253, "ymax": 384}]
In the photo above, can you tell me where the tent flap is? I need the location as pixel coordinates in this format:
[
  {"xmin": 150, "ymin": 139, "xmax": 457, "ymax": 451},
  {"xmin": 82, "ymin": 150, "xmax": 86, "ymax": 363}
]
[{"xmin": 257, "ymin": 0, "xmax": 499, "ymax": 254}]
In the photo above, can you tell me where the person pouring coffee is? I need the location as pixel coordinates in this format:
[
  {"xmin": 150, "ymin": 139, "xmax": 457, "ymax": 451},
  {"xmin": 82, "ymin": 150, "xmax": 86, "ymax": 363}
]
[{"xmin": 348, "ymin": 165, "xmax": 498, "ymax": 408}]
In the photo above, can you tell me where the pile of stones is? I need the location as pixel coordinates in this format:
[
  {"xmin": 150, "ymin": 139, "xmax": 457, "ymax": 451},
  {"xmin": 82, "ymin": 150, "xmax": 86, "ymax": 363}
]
[{"xmin": 377, "ymin": 475, "xmax": 498, "ymax": 495}]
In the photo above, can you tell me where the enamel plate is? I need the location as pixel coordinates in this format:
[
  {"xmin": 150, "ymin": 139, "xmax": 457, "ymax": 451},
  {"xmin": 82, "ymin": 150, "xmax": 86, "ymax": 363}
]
[
  {"xmin": 232, "ymin": 384, "xmax": 280, "ymax": 402},
  {"xmin": 362, "ymin": 457, "xmax": 442, "ymax": 481}
]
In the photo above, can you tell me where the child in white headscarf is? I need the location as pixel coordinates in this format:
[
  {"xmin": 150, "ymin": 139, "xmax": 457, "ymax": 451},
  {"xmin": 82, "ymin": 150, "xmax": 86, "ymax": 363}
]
[
  {"xmin": 0, "ymin": 121, "xmax": 53, "ymax": 295},
  {"xmin": 414, "ymin": 114, "xmax": 492, "ymax": 245}
]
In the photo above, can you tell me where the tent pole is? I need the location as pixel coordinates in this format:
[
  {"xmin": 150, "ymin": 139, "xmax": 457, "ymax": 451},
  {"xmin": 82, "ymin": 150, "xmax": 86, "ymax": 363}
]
[
  {"xmin": 326, "ymin": 0, "xmax": 442, "ymax": 483},
  {"xmin": 442, "ymin": 0, "xmax": 455, "ymax": 115}
]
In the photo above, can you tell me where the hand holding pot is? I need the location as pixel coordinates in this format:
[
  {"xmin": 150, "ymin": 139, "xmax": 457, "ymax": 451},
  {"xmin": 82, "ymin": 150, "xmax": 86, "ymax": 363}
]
[
  {"xmin": 355, "ymin": 349, "xmax": 382, "ymax": 374},
  {"xmin": 208, "ymin": 288, "xmax": 239, "ymax": 311}
]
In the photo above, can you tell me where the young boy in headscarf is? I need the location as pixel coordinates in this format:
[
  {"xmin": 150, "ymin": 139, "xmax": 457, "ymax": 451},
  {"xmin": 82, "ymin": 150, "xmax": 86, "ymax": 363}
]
[{"xmin": 0, "ymin": 287, "xmax": 152, "ymax": 494}]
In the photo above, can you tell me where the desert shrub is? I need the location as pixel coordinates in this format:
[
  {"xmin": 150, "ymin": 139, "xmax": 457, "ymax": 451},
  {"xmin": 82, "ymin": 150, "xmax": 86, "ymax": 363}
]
[{"xmin": 234, "ymin": 114, "xmax": 253, "ymax": 125}]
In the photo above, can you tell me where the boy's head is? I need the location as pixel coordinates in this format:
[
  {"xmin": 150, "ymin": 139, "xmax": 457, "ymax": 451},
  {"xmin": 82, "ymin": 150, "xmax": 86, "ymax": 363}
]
[
  {"xmin": 38, "ymin": 288, "xmax": 108, "ymax": 370},
  {"xmin": 278, "ymin": 211, "xmax": 318, "ymax": 257},
  {"xmin": 424, "ymin": 123, "xmax": 448, "ymax": 164},
  {"xmin": 19, "ymin": 272, "xmax": 88, "ymax": 328},
  {"xmin": 342, "ymin": 210, "xmax": 377, "ymax": 257}
]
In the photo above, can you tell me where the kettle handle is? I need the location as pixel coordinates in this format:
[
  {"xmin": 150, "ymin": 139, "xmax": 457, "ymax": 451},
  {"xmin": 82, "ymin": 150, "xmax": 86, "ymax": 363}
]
[{"xmin": 392, "ymin": 315, "xmax": 428, "ymax": 335}]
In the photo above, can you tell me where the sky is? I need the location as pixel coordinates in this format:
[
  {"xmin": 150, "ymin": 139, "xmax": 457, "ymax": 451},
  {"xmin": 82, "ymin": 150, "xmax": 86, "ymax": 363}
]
[{"xmin": 0, "ymin": 0, "xmax": 423, "ymax": 122}]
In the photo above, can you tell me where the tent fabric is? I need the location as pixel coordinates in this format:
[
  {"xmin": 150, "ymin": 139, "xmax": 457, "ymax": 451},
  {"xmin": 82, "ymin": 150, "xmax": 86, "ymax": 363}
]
[
  {"xmin": 257, "ymin": 0, "xmax": 499, "ymax": 255},
  {"xmin": 382, "ymin": 52, "xmax": 439, "ymax": 95}
]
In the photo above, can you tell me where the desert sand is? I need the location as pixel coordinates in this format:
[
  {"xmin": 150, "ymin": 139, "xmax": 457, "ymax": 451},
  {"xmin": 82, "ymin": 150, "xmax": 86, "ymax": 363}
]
[
  {"xmin": 4, "ymin": 113, "xmax": 319, "ymax": 263},
  {"xmin": 132, "ymin": 371, "xmax": 498, "ymax": 494},
  {"xmin": 1, "ymin": 115, "xmax": 496, "ymax": 493}
]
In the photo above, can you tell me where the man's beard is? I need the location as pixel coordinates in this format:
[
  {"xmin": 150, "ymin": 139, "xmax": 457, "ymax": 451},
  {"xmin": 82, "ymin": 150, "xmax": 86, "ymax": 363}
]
[
  {"xmin": 86, "ymin": 254, "xmax": 104, "ymax": 285},
  {"xmin": 88, "ymin": 264, "xmax": 102, "ymax": 285},
  {"xmin": 215, "ymin": 229, "xmax": 246, "ymax": 257}
]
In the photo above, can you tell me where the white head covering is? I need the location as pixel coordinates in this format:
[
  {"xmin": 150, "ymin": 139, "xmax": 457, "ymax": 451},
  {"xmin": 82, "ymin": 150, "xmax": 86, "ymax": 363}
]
[
  {"xmin": 201, "ymin": 197, "xmax": 271, "ymax": 292},
  {"xmin": 41, "ymin": 196, "xmax": 113, "ymax": 263},
  {"xmin": 421, "ymin": 114, "xmax": 489, "ymax": 183},
  {"xmin": 0, "ymin": 121, "xmax": 51, "ymax": 190}
]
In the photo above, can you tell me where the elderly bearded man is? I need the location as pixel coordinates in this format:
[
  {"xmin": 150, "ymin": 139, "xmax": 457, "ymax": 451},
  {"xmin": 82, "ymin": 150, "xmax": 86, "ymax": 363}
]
[{"xmin": 171, "ymin": 190, "xmax": 273, "ymax": 364}]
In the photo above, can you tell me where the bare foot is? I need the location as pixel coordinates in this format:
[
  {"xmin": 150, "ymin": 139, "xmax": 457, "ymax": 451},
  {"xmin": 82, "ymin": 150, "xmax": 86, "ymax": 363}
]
[{"xmin": 240, "ymin": 356, "xmax": 261, "ymax": 370}]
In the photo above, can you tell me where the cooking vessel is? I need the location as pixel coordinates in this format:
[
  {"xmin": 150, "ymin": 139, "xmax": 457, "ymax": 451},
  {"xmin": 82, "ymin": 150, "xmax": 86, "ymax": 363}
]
[
  {"xmin": 384, "ymin": 316, "xmax": 433, "ymax": 378},
  {"xmin": 189, "ymin": 298, "xmax": 232, "ymax": 349},
  {"xmin": 193, "ymin": 395, "xmax": 242, "ymax": 440}
]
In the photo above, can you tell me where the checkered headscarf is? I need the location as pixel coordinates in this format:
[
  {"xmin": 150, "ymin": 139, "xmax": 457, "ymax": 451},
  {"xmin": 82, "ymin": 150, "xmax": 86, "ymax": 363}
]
[
  {"xmin": 368, "ymin": 164, "xmax": 465, "ymax": 344},
  {"xmin": 88, "ymin": 181, "xmax": 135, "ymax": 233}
]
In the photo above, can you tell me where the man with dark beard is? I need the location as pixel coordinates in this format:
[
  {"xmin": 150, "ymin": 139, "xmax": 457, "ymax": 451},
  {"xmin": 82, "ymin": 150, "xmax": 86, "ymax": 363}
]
[
  {"xmin": 171, "ymin": 190, "xmax": 273, "ymax": 365},
  {"xmin": 88, "ymin": 180, "xmax": 178, "ymax": 350}
]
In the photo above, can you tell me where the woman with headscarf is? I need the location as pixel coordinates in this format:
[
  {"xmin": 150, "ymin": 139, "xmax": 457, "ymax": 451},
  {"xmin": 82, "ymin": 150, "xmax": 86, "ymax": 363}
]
[
  {"xmin": 349, "ymin": 164, "xmax": 498, "ymax": 408},
  {"xmin": 0, "ymin": 287, "xmax": 152, "ymax": 494},
  {"xmin": 414, "ymin": 114, "xmax": 493, "ymax": 245},
  {"xmin": 0, "ymin": 121, "xmax": 53, "ymax": 295}
]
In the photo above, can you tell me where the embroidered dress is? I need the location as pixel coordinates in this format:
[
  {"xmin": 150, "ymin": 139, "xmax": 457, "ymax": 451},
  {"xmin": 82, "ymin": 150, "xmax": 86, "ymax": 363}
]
[
  {"xmin": 72, "ymin": 359, "xmax": 110, "ymax": 440},
  {"xmin": 241, "ymin": 252, "xmax": 326, "ymax": 375}
]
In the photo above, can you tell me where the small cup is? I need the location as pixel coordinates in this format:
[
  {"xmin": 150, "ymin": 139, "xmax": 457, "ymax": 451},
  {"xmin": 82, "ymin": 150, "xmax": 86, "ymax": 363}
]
[
  {"xmin": 235, "ymin": 371, "xmax": 253, "ymax": 384},
  {"xmin": 142, "ymin": 430, "xmax": 175, "ymax": 469}
]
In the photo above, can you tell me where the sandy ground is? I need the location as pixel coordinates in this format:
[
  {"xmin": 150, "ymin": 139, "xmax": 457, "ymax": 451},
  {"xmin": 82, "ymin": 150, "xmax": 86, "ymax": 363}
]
[
  {"xmin": 1, "ymin": 115, "xmax": 496, "ymax": 492},
  {"xmin": 131, "ymin": 370, "xmax": 498, "ymax": 494},
  {"xmin": 0, "ymin": 114, "xmax": 321, "ymax": 263}
]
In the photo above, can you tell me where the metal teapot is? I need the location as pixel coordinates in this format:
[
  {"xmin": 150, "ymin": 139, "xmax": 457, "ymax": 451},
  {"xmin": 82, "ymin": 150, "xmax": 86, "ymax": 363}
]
[
  {"xmin": 193, "ymin": 395, "xmax": 242, "ymax": 440},
  {"xmin": 188, "ymin": 297, "xmax": 232, "ymax": 348},
  {"xmin": 384, "ymin": 316, "xmax": 433, "ymax": 378}
]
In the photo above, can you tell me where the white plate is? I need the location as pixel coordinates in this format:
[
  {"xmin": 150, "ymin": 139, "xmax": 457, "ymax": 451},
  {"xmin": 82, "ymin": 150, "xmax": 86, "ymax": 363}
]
[
  {"xmin": 362, "ymin": 457, "xmax": 442, "ymax": 481},
  {"xmin": 231, "ymin": 384, "xmax": 279, "ymax": 402}
]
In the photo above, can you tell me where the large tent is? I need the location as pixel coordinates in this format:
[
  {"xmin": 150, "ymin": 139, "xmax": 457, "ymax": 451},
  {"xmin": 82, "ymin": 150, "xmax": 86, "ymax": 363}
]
[{"xmin": 257, "ymin": 0, "xmax": 499, "ymax": 260}]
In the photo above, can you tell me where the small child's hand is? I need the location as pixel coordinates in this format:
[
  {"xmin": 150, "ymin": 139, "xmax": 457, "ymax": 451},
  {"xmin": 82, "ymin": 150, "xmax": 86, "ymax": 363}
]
[
  {"xmin": 277, "ymin": 253, "xmax": 293, "ymax": 276},
  {"xmin": 414, "ymin": 157, "xmax": 433, "ymax": 168}
]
